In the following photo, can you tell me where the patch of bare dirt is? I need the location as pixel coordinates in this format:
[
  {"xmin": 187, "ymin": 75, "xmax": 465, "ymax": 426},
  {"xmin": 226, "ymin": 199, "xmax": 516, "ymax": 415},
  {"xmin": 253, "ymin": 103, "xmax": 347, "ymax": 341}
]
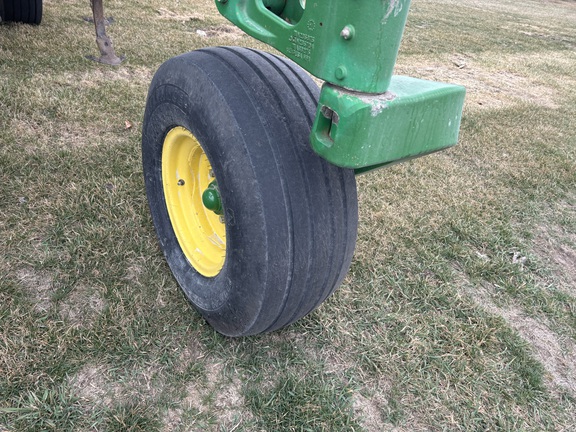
[
  {"xmin": 15, "ymin": 268, "xmax": 105, "ymax": 326},
  {"xmin": 56, "ymin": 66, "xmax": 154, "ymax": 90},
  {"xmin": 396, "ymin": 54, "xmax": 561, "ymax": 111},
  {"xmin": 434, "ymin": 0, "xmax": 576, "ymax": 21},
  {"xmin": 162, "ymin": 361, "xmax": 249, "ymax": 431},
  {"xmin": 467, "ymin": 283, "xmax": 576, "ymax": 397},
  {"xmin": 9, "ymin": 115, "xmax": 122, "ymax": 152},
  {"xmin": 353, "ymin": 382, "xmax": 397, "ymax": 432},
  {"xmin": 156, "ymin": 8, "xmax": 207, "ymax": 22},
  {"xmin": 533, "ymin": 224, "xmax": 576, "ymax": 297},
  {"xmin": 70, "ymin": 362, "xmax": 166, "ymax": 409},
  {"xmin": 354, "ymin": 392, "xmax": 386, "ymax": 431},
  {"xmin": 69, "ymin": 364, "xmax": 122, "ymax": 408},
  {"xmin": 194, "ymin": 25, "xmax": 246, "ymax": 40},
  {"xmin": 125, "ymin": 258, "xmax": 146, "ymax": 286},
  {"xmin": 16, "ymin": 268, "xmax": 55, "ymax": 313},
  {"xmin": 269, "ymin": 328, "xmax": 430, "ymax": 431},
  {"xmin": 550, "ymin": 243, "xmax": 576, "ymax": 288},
  {"xmin": 353, "ymin": 380, "xmax": 431, "ymax": 432},
  {"xmin": 174, "ymin": 339, "xmax": 205, "ymax": 373},
  {"xmin": 59, "ymin": 284, "xmax": 105, "ymax": 328}
]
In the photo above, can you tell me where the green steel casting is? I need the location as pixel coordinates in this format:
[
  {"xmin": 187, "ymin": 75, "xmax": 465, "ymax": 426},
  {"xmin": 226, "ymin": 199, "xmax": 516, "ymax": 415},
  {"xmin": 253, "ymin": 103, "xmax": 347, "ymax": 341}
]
[
  {"xmin": 216, "ymin": 0, "xmax": 410, "ymax": 92},
  {"xmin": 216, "ymin": 0, "xmax": 466, "ymax": 172},
  {"xmin": 312, "ymin": 77, "xmax": 466, "ymax": 171}
]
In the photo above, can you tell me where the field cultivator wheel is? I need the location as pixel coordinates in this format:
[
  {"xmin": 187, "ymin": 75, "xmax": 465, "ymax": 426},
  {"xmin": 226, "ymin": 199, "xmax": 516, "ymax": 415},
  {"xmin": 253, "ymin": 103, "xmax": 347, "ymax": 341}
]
[{"xmin": 142, "ymin": 47, "xmax": 358, "ymax": 336}]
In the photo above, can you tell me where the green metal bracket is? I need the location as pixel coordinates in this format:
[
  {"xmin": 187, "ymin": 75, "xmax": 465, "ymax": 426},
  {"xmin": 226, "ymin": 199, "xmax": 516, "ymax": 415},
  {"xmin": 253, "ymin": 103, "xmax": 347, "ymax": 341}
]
[
  {"xmin": 216, "ymin": 0, "xmax": 466, "ymax": 173},
  {"xmin": 216, "ymin": 0, "xmax": 409, "ymax": 92},
  {"xmin": 312, "ymin": 77, "xmax": 466, "ymax": 171}
]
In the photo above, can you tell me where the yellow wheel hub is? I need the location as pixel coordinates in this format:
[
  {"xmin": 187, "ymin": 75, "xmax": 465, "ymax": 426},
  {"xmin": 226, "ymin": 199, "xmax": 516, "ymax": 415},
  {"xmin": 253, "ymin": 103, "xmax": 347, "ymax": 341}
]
[{"xmin": 162, "ymin": 127, "xmax": 226, "ymax": 277}]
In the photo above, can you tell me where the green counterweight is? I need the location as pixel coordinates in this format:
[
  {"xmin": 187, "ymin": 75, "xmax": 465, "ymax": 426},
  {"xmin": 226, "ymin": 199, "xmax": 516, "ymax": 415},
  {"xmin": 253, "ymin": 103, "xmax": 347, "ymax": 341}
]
[{"xmin": 312, "ymin": 78, "xmax": 466, "ymax": 171}]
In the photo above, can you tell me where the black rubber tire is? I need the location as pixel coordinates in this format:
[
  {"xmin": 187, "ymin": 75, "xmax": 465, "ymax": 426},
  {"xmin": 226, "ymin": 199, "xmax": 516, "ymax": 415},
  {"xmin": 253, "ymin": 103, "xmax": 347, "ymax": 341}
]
[
  {"xmin": 142, "ymin": 47, "xmax": 358, "ymax": 336},
  {"xmin": 0, "ymin": 0, "xmax": 42, "ymax": 25}
]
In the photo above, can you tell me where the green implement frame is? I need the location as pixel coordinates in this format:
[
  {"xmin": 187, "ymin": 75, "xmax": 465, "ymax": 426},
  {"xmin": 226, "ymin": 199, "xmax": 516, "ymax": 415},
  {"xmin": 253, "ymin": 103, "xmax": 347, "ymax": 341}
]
[{"xmin": 217, "ymin": 0, "xmax": 465, "ymax": 173}]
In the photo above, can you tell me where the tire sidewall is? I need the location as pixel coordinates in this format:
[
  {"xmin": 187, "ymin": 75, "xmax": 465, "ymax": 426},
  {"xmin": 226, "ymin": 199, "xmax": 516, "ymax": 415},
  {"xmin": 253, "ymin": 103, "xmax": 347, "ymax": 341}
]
[{"xmin": 143, "ymin": 57, "xmax": 274, "ymax": 335}]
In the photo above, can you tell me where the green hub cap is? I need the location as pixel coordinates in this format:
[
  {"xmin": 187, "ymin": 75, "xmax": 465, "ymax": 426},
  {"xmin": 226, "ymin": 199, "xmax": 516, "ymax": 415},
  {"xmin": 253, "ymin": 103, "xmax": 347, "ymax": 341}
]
[{"xmin": 202, "ymin": 182, "xmax": 223, "ymax": 215}]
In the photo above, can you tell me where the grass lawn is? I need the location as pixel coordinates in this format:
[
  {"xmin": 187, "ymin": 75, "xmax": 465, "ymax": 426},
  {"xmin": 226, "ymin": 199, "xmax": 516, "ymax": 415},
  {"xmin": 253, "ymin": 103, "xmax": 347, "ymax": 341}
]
[{"xmin": 1, "ymin": 0, "xmax": 575, "ymax": 430}]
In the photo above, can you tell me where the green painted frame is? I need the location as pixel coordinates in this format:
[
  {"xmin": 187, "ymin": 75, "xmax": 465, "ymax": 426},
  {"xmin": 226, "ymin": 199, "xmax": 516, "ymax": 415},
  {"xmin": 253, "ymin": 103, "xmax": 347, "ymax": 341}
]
[{"xmin": 216, "ymin": 0, "xmax": 466, "ymax": 172}]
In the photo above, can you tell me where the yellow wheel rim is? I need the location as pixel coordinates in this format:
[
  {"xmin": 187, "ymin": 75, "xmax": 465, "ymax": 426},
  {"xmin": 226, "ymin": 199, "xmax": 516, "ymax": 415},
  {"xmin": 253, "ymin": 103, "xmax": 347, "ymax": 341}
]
[{"xmin": 162, "ymin": 127, "xmax": 226, "ymax": 277}]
